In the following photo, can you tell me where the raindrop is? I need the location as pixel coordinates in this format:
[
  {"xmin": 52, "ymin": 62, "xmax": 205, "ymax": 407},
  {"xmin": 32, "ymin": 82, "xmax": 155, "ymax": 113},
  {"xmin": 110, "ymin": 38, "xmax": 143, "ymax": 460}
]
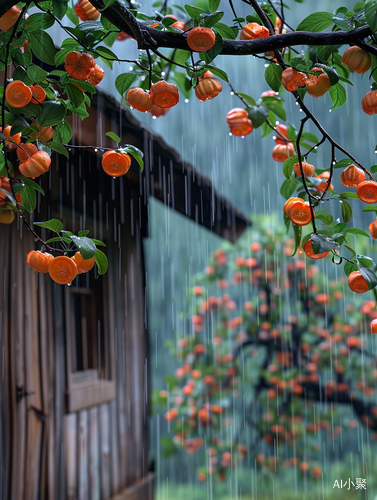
[
  {"xmin": 67, "ymin": 282, "xmax": 72, "ymax": 287},
  {"xmin": 295, "ymin": 102, "xmax": 299, "ymax": 105},
  {"xmin": 230, "ymin": 91, "xmax": 234, "ymax": 95},
  {"xmin": 314, "ymin": 146, "xmax": 318, "ymax": 149},
  {"xmin": 299, "ymin": 109, "xmax": 303, "ymax": 112},
  {"xmin": 112, "ymin": 177, "xmax": 117, "ymax": 180},
  {"xmin": 241, "ymin": 136, "xmax": 244, "ymax": 139},
  {"xmin": 185, "ymin": 99, "xmax": 189, "ymax": 103},
  {"xmin": 34, "ymin": 237, "xmax": 38, "ymax": 242},
  {"xmin": 275, "ymin": 121, "xmax": 279, "ymax": 125},
  {"xmin": 229, "ymin": 132, "xmax": 232, "ymax": 136},
  {"xmin": 129, "ymin": 66, "xmax": 133, "ymax": 71},
  {"xmin": 264, "ymin": 64, "xmax": 269, "ymax": 67},
  {"xmin": 161, "ymin": 71, "xmax": 166, "ymax": 76},
  {"xmin": 94, "ymin": 148, "xmax": 98, "ymax": 152},
  {"xmin": 153, "ymin": 116, "xmax": 157, "ymax": 120},
  {"xmin": 329, "ymin": 109, "xmax": 332, "ymax": 112}
]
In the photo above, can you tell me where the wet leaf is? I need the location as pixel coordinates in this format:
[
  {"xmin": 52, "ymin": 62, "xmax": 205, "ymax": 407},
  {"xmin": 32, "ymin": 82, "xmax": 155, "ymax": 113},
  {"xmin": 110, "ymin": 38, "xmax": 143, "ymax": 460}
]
[
  {"xmin": 296, "ymin": 12, "xmax": 334, "ymax": 32},
  {"xmin": 70, "ymin": 235, "xmax": 96, "ymax": 259},
  {"xmin": 265, "ymin": 64, "xmax": 283, "ymax": 92},
  {"xmin": 34, "ymin": 218, "xmax": 63, "ymax": 233}
]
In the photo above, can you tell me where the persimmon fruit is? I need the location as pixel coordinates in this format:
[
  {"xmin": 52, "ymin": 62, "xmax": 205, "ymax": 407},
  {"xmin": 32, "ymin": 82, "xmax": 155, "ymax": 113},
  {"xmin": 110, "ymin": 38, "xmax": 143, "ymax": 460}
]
[
  {"xmin": 187, "ymin": 27, "xmax": 216, "ymax": 52},
  {"xmin": 102, "ymin": 150, "xmax": 132, "ymax": 177}
]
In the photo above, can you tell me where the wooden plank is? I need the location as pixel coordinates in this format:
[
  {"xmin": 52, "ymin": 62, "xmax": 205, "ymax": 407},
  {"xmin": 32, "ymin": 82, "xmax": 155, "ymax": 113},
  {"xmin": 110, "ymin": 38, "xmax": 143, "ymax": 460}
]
[
  {"xmin": 99, "ymin": 404, "xmax": 111, "ymax": 499},
  {"xmin": 65, "ymin": 413, "xmax": 78, "ymax": 500},
  {"xmin": 89, "ymin": 407, "xmax": 100, "ymax": 500},
  {"xmin": 11, "ymin": 226, "xmax": 26, "ymax": 500},
  {"xmin": 0, "ymin": 226, "xmax": 11, "ymax": 500},
  {"xmin": 66, "ymin": 380, "xmax": 115, "ymax": 413},
  {"xmin": 78, "ymin": 410, "xmax": 89, "ymax": 500},
  {"xmin": 109, "ymin": 399, "xmax": 120, "ymax": 496},
  {"xmin": 111, "ymin": 473, "xmax": 155, "ymax": 500},
  {"xmin": 23, "ymin": 260, "xmax": 43, "ymax": 500}
]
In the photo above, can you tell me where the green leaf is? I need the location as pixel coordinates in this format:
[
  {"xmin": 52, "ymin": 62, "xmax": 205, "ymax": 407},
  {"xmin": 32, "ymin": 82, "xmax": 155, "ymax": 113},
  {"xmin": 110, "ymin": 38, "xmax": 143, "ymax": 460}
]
[
  {"xmin": 70, "ymin": 235, "xmax": 96, "ymax": 259},
  {"xmin": 329, "ymin": 83, "xmax": 346, "ymax": 109},
  {"xmin": 339, "ymin": 191, "xmax": 359, "ymax": 199},
  {"xmin": 301, "ymin": 132, "xmax": 319, "ymax": 144},
  {"xmin": 345, "ymin": 227, "xmax": 370, "ymax": 238},
  {"xmin": 29, "ymin": 32, "xmax": 57, "ymax": 66},
  {"xmin": 27, "ymin": 65, "xmax": 48, "ymax": 84},
  {"xmin": 95, "ymin": 46, "xmax": 118, "ymax": 61},
  {"xmin": 78, "ymin": 230, "xmax": 90, "ymax": 237},
  {"xmin": 357, "ymin": 255, "xmax": 375, "ymax": 268},
  {"xmin": 200, "ymin": 32, "xmax": 223, "ymax": 64},
  {"xmin": 106, "ymin": 131, "xmax": 121, "ymax": 143},
  {"xmin": 362, "ymin": 205, "xmax": 377, "ymax": 212},
  {"xmin": 262, "ymin": 99, "xmax": 286, "ymax": 121},
  {"xmin": 52, "ymin": 0, "xmax": 68, "ymax": 20},
  {"xmin": 365, "ymin": 0, "xmax": 377, "ymax": 32},
  {"xmin": 172, "ymin": 72, "xmax": 192, "ymax": 99},
  {"xmin": 185, "ymin": 4, "xmax": 206, "ymax": 21},
  {"xmin": 115, "ymin": 73, "xmax": 138, "ymax": 97},
  {"xmin": 38, "ymin": 101, "xmax": 67, "ymax": 127},
  {"xmin": 360, "ymin": 267, "xmax": 377, "ymax": 290},
  {"xmin": 212, "ymin": 22, "xmax": 238, "ymax": 39},
  {"xmin": 23, "ymin": 179, "xmax": 45, "ymax": 196},
  {"xmin": 280, "ymin": 178, "xmax": 298, "ymax": 199},
  {"xmin": 316, "ymin": 213, "xmax": 334, "ymax": 225},
  {"xmin": 25, "ymin": 13, "xmax": 55, "ymax": 32},
  {"xmin": 296, "ymin": 12, "xmax": 334, "ymax": 32},
  {"xmin": 247, "ymin": 105, "xmax": 269, "ymax": 128},
  {"xmin": 333, "ymin": 159, "xmax": 354, "ymax": 169},
  {"xmin": 123, "ymin": 145, "xmax": 144, "ymax": 172},
  {"xmin": 34, "ymin": 218, "xmax": 64, "ymax": 233},
  {"xmin": 265, "ymin": 64, "xmax": 283, "ymax": 93},
  {"xmin": 204, "ymin": 11, "xmax": 224, "ymax": 28},
  {"xmin": 208, "ymin": 0, "xmax": 220, "ymax": 13},
  {"xmin": 344, "ymin": 260, "xmax": 358, "ymax": 276},
  {"xmin": 20, "ymin": 185, "xmax": 36, "ymax": 213},
  {"xmin": 54, "ymin": 48, "xmax": 73, "ymax": 68},
  {"xmin": 47, "ymin": 141, "xmax": 69, "ymax": 159},
  {"xmin": 94, "ymin": 249, "xmax": 108, "ymax": 275},
  {"xmin": 290, "ymin": 224, "xmax": 302, "ymax": 256},
  {"xmin": 283, "ymin": 155, "xmax": 298, "ymax": 179},
  {"xmin": 91, "ymin": 239, "xmax": 106, "ymax": 246},
  {"xmin": 311, "ymin": 233, "xmax": 339, "ymax": 253},
  {"xmin": 341, "ymin": 200, "xmax": 353, "ymax": 223},
  {"xmin": 204, "ymin": 65, "xmax": 228, "ymax": 82},
  {"xmin": 55, "ymin": 120, "xmax": 72, "ymax": 144},
  {"xmin": 237, "ymin": 93, "xmax": 256, "ymax": 106},
  {"xmin": 100, "ymin": 0, "xmax": 118, "ymax": 9},
  {"xmin": 66, "ymin": 83, "xmax": 85, "ymax": 109},
  {"xmin": 45, "ymin": 236, "xmax": 72, "ymax": 244}
]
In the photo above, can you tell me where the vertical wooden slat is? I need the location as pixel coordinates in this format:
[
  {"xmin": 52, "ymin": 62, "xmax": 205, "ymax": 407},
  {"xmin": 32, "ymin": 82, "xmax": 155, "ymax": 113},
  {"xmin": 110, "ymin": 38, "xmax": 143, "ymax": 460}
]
[
  {"xmin": 0, "ymin": 226, "xmax": 11, "ymax": 500},
  {"xmin": 24, "ymin": 260, "xmax": 43, "ymax": 500},
  {"xmin": 65, "ymin": 413, "xmax": 78, "ymax": 500},
  {"xmin": 99, "ymin": 404, "xmax": 111, "ymax": 499},
  {"xmin": 89, "ymin": 407, "xmax": 100, "ymax": 500},
  {"xmin": 78, "ymin": 410, "xmax": 89, "ymax": 500},
  {"xmin": 10, "ymin": 226, "xmax": 26, "ymax": 500}
]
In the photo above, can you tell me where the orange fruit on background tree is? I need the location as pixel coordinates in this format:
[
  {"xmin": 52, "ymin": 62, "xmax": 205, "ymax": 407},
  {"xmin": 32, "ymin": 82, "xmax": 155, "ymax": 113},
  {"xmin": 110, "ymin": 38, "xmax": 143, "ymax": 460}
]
[
  {"xmin": 19, "ymin": 151, "xmax": 51, "ymax": 178},
  {"xmin": 0, "ymin": 5, "xmax": 21, "ymax": 32},
  {"xmin": 5, "ymin": 80, "xmax": 32, "ymax": 108},
  {"xmin": 27, "ymin": 250, "xmax": 55, "ymax": 273},
  {"xmin": 71, "ymin": 251, "xmax": 95, "ymax": 274},
  {"xmin": 283, "ymin": 197, "xmax": 304, "ymax": 216},
  {"xmin": 314, "ymin": 171, "xmax": 334, "ymax": 193},
  {"xmin": 30, "ymin": 85, "xmax": 46, "ymax": 104},
  {"xmin": 340, "ymin": 164, "xmax": 366, "ymax": 187},
  {"xmin": 240, "ymin": 22, "xmax": 270, "ymax": 40},
  {"xmin": 287, "ymin": 200, "xmax": 312, "ymax": 226},
  {"xmin": 306, "ymin": 68, "xmax": 331, "ymax": 97},
  {"xmin": 150, "ymin": 81, "xmax": 180, "ymax": 108},
  {"xmin": 274, "ymin": 123, "xmax": 288, "ymax": 144},
  {"xmin": 49, "ymin": 256, "xmax": 78, "ymax": 284},
  {"xmin": 371, "ymin": 319, "xmax": 377, "ymax": 334},
  {"xmin": 0, "ymin": 210, "xmax": 15, "ymax": 224},
  {"xmin": 101, "ymin": 150, "xmax": 132, "ymax": 177},
  {"xmin": 226, "ymin": 108, "xmax": 253, "ymax": 136},
  {"xmin": 86, "ymin": 64, "xmax": 105, "ymax": 86},
  {"xmin": 348, "ymin": 271, "xmax": 369, "ymax": 293},
  {"xmin": 195, "ymin": 77, "xmax": 222, "ymax": 102},
  {"xmin": 281, "ymin": 68, "xmax": 307, "ymax": 92},
  {"xmin": 369, "ymin": 220, "xmax": 377, "ymax": 239},
  {"xmin": 187, "ymin": 27, "xmax": 216, "ymax": 52},
  {"xmin": 342, "ymin": 46, "xmax": 371, "ymax": 74},
  {"xmin": 126, "ymin": 87, "xmax": 153, "ymax": 112},
  {"xmin": 304, "ymin": 240, "xmax": 330, "ymax": 260},
  {"xmin": 16, "ymin": 142, "xmax": 39, "ymax": 163},
  {"xmin": 271, "ymin": 142, "xmax": 295, "ymax": 162},
  {"xmin": 64, "ymin": 51, "xmax": 95, "ymax": 80},
  {"xmin": 356, "ymin": 180, "xmax": 377, "ymax": 203},
  {"xmin": 74, "ymin": 0, "xmax": 100, "ymax": 21},
  {"xmin": 293, "ymin": 161, "xmax": 315, "ymax": 177},
  {"xmin": 361, "ymin": 90, "xmax": 377, "ymax": 115}
]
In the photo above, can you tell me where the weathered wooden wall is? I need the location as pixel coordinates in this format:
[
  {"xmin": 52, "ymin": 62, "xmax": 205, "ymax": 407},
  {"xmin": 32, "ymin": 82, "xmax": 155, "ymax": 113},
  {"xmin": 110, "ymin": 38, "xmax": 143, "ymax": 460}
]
[{"xmin": 0, "ymin": 154, "xmax": 153, "ymax": 499}]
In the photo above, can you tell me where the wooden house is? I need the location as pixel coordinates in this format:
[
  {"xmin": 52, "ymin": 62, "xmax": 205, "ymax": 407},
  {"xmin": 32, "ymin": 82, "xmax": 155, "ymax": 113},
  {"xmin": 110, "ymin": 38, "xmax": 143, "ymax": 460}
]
[{"xmin": 0, "ymin": 88, "xmax": 249, "ymax": 500}]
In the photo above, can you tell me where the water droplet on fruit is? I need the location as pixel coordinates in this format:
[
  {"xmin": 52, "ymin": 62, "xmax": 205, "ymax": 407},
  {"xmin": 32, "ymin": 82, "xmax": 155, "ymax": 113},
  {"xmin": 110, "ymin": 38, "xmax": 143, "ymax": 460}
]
[
  {"xmin": 67, "ymin": 282, "xmax": 72, "ymax": 287},
  {"xmin": 153, "ymin": 116, "xmax": 157, "ymax": 120},
  {"xmin": 112, "ymin": 177, "xmax": 117, "ymax": 180}
]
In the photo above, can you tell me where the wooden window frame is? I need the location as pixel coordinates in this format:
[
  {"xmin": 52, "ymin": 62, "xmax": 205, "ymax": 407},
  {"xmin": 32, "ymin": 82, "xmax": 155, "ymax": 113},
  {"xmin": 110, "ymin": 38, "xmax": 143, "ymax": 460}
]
[{"xmin": 64, "ymin": 274, "xmax": 115, "ymax": 413}]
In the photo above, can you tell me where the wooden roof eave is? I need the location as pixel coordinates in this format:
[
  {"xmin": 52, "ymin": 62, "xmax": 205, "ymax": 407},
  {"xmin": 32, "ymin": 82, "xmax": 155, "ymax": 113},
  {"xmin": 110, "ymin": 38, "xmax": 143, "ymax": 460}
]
[{"xmin": 69, "ymin": 89, "xmax": 251, "ymax": 243}]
